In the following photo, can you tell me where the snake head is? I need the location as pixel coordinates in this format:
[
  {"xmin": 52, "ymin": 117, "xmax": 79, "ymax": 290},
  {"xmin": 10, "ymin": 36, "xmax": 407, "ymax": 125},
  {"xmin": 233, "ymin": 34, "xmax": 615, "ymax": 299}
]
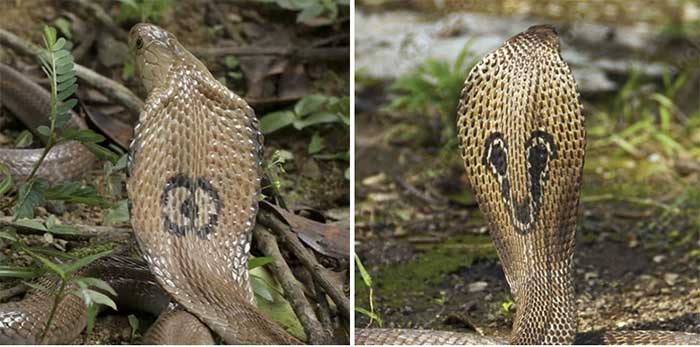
[{"xmin": 129, "ymin": 23, "xmax": 191, "ymax": 93}]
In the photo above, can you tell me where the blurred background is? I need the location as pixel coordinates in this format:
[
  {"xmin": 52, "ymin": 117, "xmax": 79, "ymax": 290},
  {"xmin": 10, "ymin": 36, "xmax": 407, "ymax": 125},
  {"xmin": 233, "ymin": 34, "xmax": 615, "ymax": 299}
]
[{"xmin": 355, "ymin": 0, "xmax": 700, "ymax": 338}]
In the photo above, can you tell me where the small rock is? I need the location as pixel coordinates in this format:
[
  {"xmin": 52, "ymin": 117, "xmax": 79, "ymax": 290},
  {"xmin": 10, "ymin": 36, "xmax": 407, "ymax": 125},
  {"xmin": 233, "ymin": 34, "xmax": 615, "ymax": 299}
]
[
  {"xmin": 664, "ymin": 273, "xmax": 679, "ymax": 286},
  {"xmin": 653, "ymin": 255, "xmax": 666, "ymax": 263},
  {"xmin": 362, "ymin": 173, "xmax": 386, "ymax": 186},
  {"xmin": 584, "ymin": 271, "xmax": 598, "ymax": 281},
  {"xmin": 468, "ymin": 281, "xmax": 488, "ymax": 292},
  {"xmin": 121, "ymin": 327, "xmax": 131, "ymax": 341}
]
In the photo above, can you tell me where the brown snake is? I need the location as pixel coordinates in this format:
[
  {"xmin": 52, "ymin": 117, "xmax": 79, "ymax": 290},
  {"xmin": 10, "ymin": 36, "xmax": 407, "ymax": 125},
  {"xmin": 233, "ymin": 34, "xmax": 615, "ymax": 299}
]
[
  {"xmin": 356, "ymin": 25, "xmax": 700, "ymax": 345},
  {"xmin": 0, "ymin": 63, "xmax": 97, "ymax": 184},
  {"xmin": 0, "ymin": 24, "xmax": 300, "ymax": 344}
]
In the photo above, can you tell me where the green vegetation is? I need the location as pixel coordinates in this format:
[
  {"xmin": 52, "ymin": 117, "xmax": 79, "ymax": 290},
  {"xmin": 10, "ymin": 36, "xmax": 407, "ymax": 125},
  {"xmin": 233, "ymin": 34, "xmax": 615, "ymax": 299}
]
[
  {"xmin": 116, "ymin": 0, "xmax": 174, "ymax": 23},
  {"xmin": 257, "ymin": 0, "xmax": 350, "ymax": 24},
  {"xmin": 0, "ymin": 26, "xmax": 120, "ymax": 342},
  {"xmin": 385, "ymin": 43, "xmax": 478, "ymax": 146},
  {"xmin": 355, "ymin": 235, "xmax": 497, "ymax": 310},
  {"xmin": 260, "ymin": 94, "xmax": 350, "ymax": 179},
  {"xmin": 354, "ymin": 254, "xmax": 382, "ymax": 327}
]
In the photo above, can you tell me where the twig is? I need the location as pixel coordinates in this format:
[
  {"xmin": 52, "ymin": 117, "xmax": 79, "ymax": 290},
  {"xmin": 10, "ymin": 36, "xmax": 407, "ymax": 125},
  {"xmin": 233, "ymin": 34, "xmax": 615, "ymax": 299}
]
[
  {"xmin": 254, "ymin": 226, "xmax": 330, "ymax": 344},
  {"xmin": 581, "ymin": 194, "xmax": 679, "ymax": 213},
  {"xmin": 257, "ymin": 210, "xmax": 349, "ymax": 319},
  {"xmin": 393, "ymin": 173, "xmax": 448, "ymax": 207},
  {"xmin": 0, "ymin": 28, "xmax": 143, "ymax": 118},
  {"xmin": 0, "ymin": 283, "xmax": 28, "ymax": 301},
  {"xmin": 192, "ymin": 45, "xmax": 349, "ymax": 62},
  {"xmin": 313, "ymin": 279, "xmax": 334, "ymax": 337},
  {"xmin": 72, "ymin": 0, "xmax": 129, "ymax": 42},
  {"xmin": 0, "ymin": 216, "xmax": 132, "ymax": 241}
]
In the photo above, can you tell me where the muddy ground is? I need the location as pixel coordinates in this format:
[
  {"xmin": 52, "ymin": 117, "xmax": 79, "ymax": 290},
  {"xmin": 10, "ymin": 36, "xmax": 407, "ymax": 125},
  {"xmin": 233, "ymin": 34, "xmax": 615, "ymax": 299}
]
[{"xmin": 1, "ymin": 0, "xmax": 349, "ymax": 344}]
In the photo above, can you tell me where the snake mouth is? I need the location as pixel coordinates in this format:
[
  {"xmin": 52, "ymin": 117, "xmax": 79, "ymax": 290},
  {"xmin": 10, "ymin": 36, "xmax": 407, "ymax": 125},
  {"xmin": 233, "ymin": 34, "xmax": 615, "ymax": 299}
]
[{"xmin": 483, "ymin": 131, "xmax": 558, "ymax": 234}]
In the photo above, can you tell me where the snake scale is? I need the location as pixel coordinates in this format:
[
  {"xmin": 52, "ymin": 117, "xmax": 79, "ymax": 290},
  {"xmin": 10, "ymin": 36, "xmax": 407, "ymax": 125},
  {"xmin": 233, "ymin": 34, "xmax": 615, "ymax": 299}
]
[
  {"xmin": 0, "ymin": 23, "xmax": 300, "ymax": 344},
  {"xmin": 356, "ymin": 25, "xmax": 700, "ymax": 345},
  {"xmin": 0, "ymin": 63, "xmax": 97, "ymax": 184}
]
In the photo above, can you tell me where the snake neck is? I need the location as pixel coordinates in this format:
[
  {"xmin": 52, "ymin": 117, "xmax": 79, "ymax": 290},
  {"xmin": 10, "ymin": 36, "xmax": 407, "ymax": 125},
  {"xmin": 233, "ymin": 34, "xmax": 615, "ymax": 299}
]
[{"xmin": 509, "ymin": 258, "xmax": 577, "ymax": 344}]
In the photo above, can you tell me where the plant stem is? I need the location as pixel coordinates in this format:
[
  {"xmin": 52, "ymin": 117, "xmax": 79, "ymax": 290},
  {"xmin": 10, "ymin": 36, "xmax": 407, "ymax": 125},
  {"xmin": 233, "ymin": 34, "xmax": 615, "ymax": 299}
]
[{"xmin": 39, "ymin": 277, "xmax": 67, "ymax": 343}]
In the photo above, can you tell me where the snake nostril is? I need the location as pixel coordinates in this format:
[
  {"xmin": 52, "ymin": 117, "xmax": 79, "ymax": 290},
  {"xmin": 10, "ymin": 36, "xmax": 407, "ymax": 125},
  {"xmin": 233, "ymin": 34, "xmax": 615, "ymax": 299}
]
[{"xmin": 136, "ymin": 37, "xmax": 143, "ymax": 49}]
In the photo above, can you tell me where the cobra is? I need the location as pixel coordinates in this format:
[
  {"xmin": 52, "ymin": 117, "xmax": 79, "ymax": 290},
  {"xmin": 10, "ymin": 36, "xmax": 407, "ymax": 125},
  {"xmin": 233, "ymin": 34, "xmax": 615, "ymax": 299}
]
[
  {"xmin": 0, "ymin": 24, "xmax": 300, "ymax": 344},
  {"xmin": 356, "ymin": 25, "xmax": 700, "ymax": 345}
]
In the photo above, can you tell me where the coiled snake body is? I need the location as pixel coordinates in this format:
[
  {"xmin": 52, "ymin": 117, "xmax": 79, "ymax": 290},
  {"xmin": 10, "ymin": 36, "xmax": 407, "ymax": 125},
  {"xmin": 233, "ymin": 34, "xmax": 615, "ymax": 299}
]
[
  {"xmin": 0, "ymin": 24, "xmax": 298, "ymax": 344},
  {"xmin": 356, "ymin": 25, "xmax": 700, "ymax": 345}
]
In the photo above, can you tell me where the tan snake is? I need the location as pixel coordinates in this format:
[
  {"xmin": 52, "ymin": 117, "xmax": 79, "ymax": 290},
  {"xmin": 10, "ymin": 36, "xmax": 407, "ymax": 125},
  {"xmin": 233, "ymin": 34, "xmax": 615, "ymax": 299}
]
[
  {"xmin": 356, "ymin": 25, "xmax": 700, "ymax": 345},
  {"xmin": 0, "ymin": 23, "xmax": 300, "ymax": 344},
  {"xmin": 0, "ymin": 63, "xmax": 97, "ymax": 184}
]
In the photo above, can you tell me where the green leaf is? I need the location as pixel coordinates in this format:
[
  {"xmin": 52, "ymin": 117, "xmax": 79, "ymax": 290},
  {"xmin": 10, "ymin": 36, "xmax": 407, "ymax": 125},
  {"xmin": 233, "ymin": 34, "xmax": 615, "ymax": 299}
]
[
  {"xmin": 248, "ymin": 256, "xmax": 273, "ymax": 269},
  {"xmin": 293, "ymin": 112, "xmax": 338, "ymax": 130},
  {"xmin": 61, "ymin": 249, "xmax": 113, "ymax": 276},
  {"xmin": 45, "ymin": 181, "xmax": 107, "ymax": 207},
  {"xmin": 57, "ymin": 77, "xmax": 77, "ymax": 91},
  {"xmin": 55, "ymin": 53, "xmax": 73, "ymax": 68},
  {"xmin": 104, "ymin": 199, "xmax": 129, "ymax": 225},
  {"xmin": 0, "ymin": 164, "xmax": 13, "ymax": 197},
  {"xmin": 14, "ymin": 130, "xmax": 33, "ymax": 148},
  {"xmin": 355, "ymin": 307, "xmax": 383, "ymax": 327},
  {"xmin": 224, "ymin": 55, "xmax": 239, "ymax": 68},
  {"xmin": 23, "ymin": 280, "xmax": 49, "ymax": 292},
  {"xmin": 354, "ymin": 254, "xmax": 372, "ymax": 287},
  {"xmin": 308, "ymin": 132, "xmax": 324, "ymax": 154},
  {"xmin": 294, "ymin": 94, "xmax": 327, "ymax": 116},
  {"xmin": 297, "ymin": 3, "xmax": 326, "ymax": 23},
  {"xmin": 54, "ymin": 18, "xmax": 72, "ymax": 39},
  {"xmin": 83, "ymin": 143, "xmax": 120, "ymax": 163},
  {"xmin": 13, "ymin": 218, "xmax": 47, "ymax": 231},
  {"xmin": 251, "ymin": 274, "xmax": 275, "ymax": 302},
  {"xmin": 55, "ymin": 61, "xmax": 74, "ymax": 75},
  {"xmin": 0, "ymin": 265, "xmax": 43, "ymax": 279},
  {"xmin": 75, "ymin": 276, "xmax": 117, "ymax": 296},
  {"xmin": 48, "ymin": 224, "xmax": 82, "ymax": 236},
  {"xmin": 53, "ymin": 37, "xmax": 66, "ymax": 51},
  {"xmin": 43, "ymin": 26, "xmax": 57, "ymax": 47},
  {"xmin": 85, "ymin": 302, "xmax": 98, "ymax": 333},
  {"xmin": 23, "ymin": 247, "xmax": 66, "ymax": 279},
  {"xmin": 122, "ymin": 60, "xmax": 135, "ymax": 80},
  {"xmin": 128, "ymin": 314, "xmax": 139, "ymax": 339},
  {"xmin": 85, "ymin": 288, "xmax": 117, "ymax": 310},
  {"xmin": 56, "ymin": 70, "xmax": 76, "ymax": 83},
  {"xmin": 56, "ymin": 84, "xmax": 77, "ymax": 101},
  {"xmin": 61, "ymin": 128, "xmax": 105, "ymax": 144},
  {"xmin": 53, "ymin": 49, "xmax": 70, "ymax": 60},
  {"xmin": 13, "ymin": 179, "xmax": 49, "ymax": 219},
  {"xmin": 113, "ymin": 154, "xmax": 128, "ymax": 171},
  {"xmin": 57, "ymin": 98, "xmax": 78, "ymax": 116},
  {"xmin": 0, "ymin": 229, "xmax": 18, "ymax": 242},
  {"xmin": 37, "ymin": 125, "xmax": 51, "ymax": 137},
  {"xmin": 259, "ymin": 111, "xmax": 296, "ymax": 134}
]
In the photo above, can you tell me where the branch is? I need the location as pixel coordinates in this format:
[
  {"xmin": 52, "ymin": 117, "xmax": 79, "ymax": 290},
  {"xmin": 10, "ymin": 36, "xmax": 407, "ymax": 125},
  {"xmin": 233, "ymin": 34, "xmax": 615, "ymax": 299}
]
[
  {"xmin": 72, "ymin": 0, "xmax": 129, "ymax": 42},
  {"xmin": 0, "ymin": 216, "xmax": 132, "ymax": 241},
  {"xmin": 254, "ymin": 226, "xmax": 330, "ymax": 344},
  {"xmin": 0, "ymin": 28, "xmax": 143, "ymax": 118},
  {"xmin": 192, "ymin": 45, "xmax": 349, "ymax": 62},
  {"xmin": 257, "ymin": 210, "xmax": 349, "ymax": 319},
  {"xmin": 0, "ymin": 283, "xmax": 28, "ymax": 301}
]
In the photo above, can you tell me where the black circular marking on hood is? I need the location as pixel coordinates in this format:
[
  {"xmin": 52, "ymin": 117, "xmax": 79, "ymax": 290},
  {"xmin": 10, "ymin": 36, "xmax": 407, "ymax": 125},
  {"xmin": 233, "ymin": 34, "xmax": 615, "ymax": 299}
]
[{"xmin": 160, "ymin": 173, "xmax": 222, "ymax": 239}]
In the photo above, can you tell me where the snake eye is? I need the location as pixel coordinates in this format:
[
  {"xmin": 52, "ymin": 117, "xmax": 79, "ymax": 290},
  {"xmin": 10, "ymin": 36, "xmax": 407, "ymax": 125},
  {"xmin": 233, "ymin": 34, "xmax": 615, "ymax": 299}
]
[{"xmin": 136, "ymin": 37, "xmax": 143, "ymax": 49}]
